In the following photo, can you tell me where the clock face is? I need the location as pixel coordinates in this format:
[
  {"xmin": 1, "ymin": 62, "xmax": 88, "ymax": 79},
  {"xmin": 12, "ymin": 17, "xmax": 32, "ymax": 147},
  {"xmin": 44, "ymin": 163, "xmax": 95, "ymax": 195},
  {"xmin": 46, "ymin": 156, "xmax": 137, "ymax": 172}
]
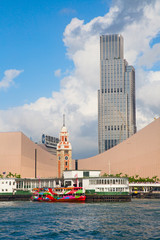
[{"xmin": 65, "ymin": 156, "xmax": 68, "ymax": 160}]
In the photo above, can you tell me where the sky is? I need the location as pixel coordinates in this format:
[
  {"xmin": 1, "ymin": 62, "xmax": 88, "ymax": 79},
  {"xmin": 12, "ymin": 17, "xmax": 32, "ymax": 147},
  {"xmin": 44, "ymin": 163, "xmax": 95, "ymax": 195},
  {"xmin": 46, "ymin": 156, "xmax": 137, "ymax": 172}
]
[{"xmin": 0, "ymin": 0, "xmax": 160, "ymax": 159}]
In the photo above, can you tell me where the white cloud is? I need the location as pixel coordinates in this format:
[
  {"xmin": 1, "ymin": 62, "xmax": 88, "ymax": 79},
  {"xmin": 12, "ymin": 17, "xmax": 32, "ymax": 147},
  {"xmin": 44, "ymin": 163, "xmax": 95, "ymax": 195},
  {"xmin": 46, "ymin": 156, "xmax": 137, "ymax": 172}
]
[
  {"xmin": 0, "ymin": 69, "xmax": 23, "ymax": 89},
  {"xmin": 0, "ymin": 0, "xmax": 160, "ymax": 158},
  {"xmin": 54, "ymin": 69, "xmax": 61, "ymax": 77},
  {"xmin": 138, "ymin": 43, "xmax": 160, "ymax": 68},
  {"xmin": 137, "ymin": 70, "xmax": 160, "ymax": 109}
]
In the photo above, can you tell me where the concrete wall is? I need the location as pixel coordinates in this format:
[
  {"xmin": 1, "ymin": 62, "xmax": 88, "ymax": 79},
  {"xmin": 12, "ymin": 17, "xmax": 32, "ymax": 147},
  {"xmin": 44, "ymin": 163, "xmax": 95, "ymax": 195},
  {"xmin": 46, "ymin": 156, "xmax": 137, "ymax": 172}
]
[
  {"xmin": 0, "ymin": 132, "xmax": 57, "ymax": 178},
  {"xmin": 0, "ymin": 132, "xmax": 21, "ymax": 175},
  {"xmin": 77, "ymin": 118, "xmax": 160, "ymax": 178}
]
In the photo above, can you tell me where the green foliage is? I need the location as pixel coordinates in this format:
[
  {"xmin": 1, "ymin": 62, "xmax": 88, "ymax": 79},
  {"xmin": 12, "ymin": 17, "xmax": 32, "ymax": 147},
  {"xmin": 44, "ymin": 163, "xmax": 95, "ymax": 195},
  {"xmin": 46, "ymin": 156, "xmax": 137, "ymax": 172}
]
[
  {"xmin": 3, "ymin": 172, "xmax": 21, "ymax": 178},
  {"xmin": 102, "ymin": 172, "xmax": 159, "ymax": 183}
]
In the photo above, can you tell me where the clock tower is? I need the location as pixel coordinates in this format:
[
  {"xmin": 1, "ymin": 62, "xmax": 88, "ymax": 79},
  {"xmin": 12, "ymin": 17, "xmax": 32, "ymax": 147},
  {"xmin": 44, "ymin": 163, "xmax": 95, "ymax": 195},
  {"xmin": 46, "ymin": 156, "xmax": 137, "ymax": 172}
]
[{"xmin": 57, "ymin": 115, "xmax": 72, "ymax": 178}]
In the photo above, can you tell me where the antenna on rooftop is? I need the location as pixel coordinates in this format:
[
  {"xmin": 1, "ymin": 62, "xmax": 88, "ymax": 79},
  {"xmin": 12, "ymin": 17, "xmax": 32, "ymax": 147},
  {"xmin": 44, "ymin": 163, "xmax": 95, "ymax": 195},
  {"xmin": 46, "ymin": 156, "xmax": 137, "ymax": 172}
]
[{"xmin": 63, "ymin": 114, "xmax": 65, "ymax": 127}]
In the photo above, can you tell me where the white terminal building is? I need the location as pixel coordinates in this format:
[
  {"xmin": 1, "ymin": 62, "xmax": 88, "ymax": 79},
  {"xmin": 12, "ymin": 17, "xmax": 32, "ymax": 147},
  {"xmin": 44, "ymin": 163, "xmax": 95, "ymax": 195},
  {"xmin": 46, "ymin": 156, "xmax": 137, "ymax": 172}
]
[
  {"xmin": 1, "ymin": 170, "xmax": 160, "ymax": 196},
  {"xmin": 0, "ymin": 170, "xmax": 129, "ymax": 195}
]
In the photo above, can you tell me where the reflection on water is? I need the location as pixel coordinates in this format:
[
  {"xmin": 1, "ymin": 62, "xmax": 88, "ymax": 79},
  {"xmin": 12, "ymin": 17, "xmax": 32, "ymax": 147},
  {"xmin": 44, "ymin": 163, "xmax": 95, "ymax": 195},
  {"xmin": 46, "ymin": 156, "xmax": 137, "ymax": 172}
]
[{"xmin": 0, "ymin": 199, "xmax": 160, "ymax": 239}]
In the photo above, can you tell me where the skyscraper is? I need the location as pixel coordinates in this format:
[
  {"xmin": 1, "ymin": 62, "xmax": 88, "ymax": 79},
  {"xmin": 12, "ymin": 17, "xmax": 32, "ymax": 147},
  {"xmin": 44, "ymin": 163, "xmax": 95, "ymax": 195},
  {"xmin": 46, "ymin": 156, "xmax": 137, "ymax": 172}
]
[{"xmin": 98, "ymin": 34, "xmax": 136, "ymax": 153}]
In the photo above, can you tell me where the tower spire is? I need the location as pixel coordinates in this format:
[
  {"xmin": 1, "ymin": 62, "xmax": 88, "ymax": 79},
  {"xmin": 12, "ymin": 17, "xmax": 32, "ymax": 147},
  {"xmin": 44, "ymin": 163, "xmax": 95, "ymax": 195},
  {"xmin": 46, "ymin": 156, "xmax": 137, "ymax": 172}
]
[{"xmin": 63, "ymin": 114, "xmax": 65, "ymax": 127}]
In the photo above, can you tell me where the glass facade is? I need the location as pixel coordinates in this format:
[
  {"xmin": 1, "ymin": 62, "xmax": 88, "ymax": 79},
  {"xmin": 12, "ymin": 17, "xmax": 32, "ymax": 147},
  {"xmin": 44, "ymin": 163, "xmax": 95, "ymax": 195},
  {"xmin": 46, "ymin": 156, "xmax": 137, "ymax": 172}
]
[{"xmin": 98, "ymin": 34, "xmax": 136, "ymax": 153}]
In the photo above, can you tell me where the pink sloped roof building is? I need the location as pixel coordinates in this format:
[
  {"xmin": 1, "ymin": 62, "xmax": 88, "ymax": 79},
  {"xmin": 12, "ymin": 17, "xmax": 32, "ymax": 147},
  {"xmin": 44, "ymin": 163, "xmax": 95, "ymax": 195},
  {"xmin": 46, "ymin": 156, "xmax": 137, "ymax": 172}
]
[
  {"xmin": 0, "ymin": 118, "xmax": 159, "ymax": 179},
  {"xmin": 0, "ymin": 132, "xmax": 57, "ymax": 178},
  {"xmin": 76, "ymin": 118, "xmax": 160, "ymax": 178}
]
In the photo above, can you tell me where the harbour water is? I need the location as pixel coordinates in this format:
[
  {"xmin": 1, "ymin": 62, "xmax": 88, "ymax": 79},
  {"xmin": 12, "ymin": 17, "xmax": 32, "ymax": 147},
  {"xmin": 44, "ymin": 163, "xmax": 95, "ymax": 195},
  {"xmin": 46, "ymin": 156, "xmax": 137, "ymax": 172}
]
[{"xmin": 0, "ymin": 199, "xmax": 160, "ymax": 239}]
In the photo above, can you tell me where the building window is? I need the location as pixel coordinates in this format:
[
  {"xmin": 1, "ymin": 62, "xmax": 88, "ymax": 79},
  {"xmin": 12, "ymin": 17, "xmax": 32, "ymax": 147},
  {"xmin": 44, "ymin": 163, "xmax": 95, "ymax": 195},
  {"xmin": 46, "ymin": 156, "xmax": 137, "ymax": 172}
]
[
  {"xmin": 65, "ymin": 156, "xmax": 68, "ymax": 160},
  {"xmin": 83, "ymin": 171, "xmax": 89, "ymax": 177},
  {"xmin": 65, "ymin": 162, "xmax": 68, "ymax": 166}
]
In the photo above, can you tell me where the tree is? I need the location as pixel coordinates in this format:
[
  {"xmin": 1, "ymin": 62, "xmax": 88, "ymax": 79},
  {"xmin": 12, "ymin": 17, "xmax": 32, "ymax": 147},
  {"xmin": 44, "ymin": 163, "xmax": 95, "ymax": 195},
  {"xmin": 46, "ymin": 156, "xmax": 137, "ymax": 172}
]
[
  {"xmin": 102, "ymin": 173, "xmax": 109, "ymax": 177},
  {"xmin": 115, "ymin": 173, "xmax": 122, "ymax": 177}
]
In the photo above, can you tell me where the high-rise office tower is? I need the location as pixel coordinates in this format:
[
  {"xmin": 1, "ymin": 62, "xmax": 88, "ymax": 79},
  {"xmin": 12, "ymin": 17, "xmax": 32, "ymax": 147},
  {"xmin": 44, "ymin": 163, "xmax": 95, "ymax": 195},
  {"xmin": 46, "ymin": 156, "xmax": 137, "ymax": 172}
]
[{"xmin": 98, "ymin": 34, "xmax": 136, "ymax": 153}]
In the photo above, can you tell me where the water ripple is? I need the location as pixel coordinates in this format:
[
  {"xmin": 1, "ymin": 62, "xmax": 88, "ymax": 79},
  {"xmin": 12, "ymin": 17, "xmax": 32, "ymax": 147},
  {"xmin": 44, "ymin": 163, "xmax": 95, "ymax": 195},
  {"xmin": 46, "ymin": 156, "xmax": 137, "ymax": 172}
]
[{"xmin": 0, "ymin": 199, "xmax": 160, "ymax": 239}]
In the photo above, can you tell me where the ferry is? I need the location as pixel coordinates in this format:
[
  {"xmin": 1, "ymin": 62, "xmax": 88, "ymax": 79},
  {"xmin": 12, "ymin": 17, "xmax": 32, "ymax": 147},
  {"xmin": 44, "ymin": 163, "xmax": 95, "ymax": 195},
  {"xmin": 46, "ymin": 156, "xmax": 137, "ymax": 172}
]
[{"xmin": 31, "ymin": 187, "xmax": 86, "ymax": 202}]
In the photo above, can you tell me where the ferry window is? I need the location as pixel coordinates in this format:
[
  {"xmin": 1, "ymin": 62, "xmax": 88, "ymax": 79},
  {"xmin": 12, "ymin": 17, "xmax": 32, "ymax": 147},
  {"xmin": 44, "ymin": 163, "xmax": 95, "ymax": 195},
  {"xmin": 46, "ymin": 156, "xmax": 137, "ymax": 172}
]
[
  {"xmin": 6, "ymin": 189, "xmax": 8, "ymax": 191},
  {"xmin": 6, "ymin": 181, "xmax": 8, "ymax": 184},
  {"xmin": 9, "ymin": 181, "xmax": 11, "ymax": 185},
  {"xmin": 2, "ymin": 189, "xmax": 4, "ymax": 191},
  {"xmin": 13, "ymin": 182, "xmax": 15, "ymax": 185},
  {"xmin": 113, "ymin": 180, "xmax": 115, "ymax": 184},
  {"xmin": 2, "ymin": 182, "xmax": 4, "ymax": 184}
]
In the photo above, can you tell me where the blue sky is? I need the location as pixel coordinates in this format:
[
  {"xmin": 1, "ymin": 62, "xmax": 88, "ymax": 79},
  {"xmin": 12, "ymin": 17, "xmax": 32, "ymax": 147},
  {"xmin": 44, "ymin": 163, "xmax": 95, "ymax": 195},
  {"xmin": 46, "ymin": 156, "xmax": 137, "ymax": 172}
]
[
  {"xmin": 0, "ymin": 0, "xmax": 110, "ymax": 109},
  {"xmin": 0, "ymin": 0, "xmax": 160, "ymax": 159}
]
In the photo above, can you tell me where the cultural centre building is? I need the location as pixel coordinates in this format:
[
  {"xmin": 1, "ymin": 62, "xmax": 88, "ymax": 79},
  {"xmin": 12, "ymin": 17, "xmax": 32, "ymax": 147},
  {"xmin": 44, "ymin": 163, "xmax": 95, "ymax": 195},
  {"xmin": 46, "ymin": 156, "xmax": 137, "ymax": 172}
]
[
  {"xmin": 76, "ymin": 118, "xmax": 160, "ymax": 178},
  {"xmin": 0, "ymin": 118, "xmax": 159, "ymax": 179}
]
